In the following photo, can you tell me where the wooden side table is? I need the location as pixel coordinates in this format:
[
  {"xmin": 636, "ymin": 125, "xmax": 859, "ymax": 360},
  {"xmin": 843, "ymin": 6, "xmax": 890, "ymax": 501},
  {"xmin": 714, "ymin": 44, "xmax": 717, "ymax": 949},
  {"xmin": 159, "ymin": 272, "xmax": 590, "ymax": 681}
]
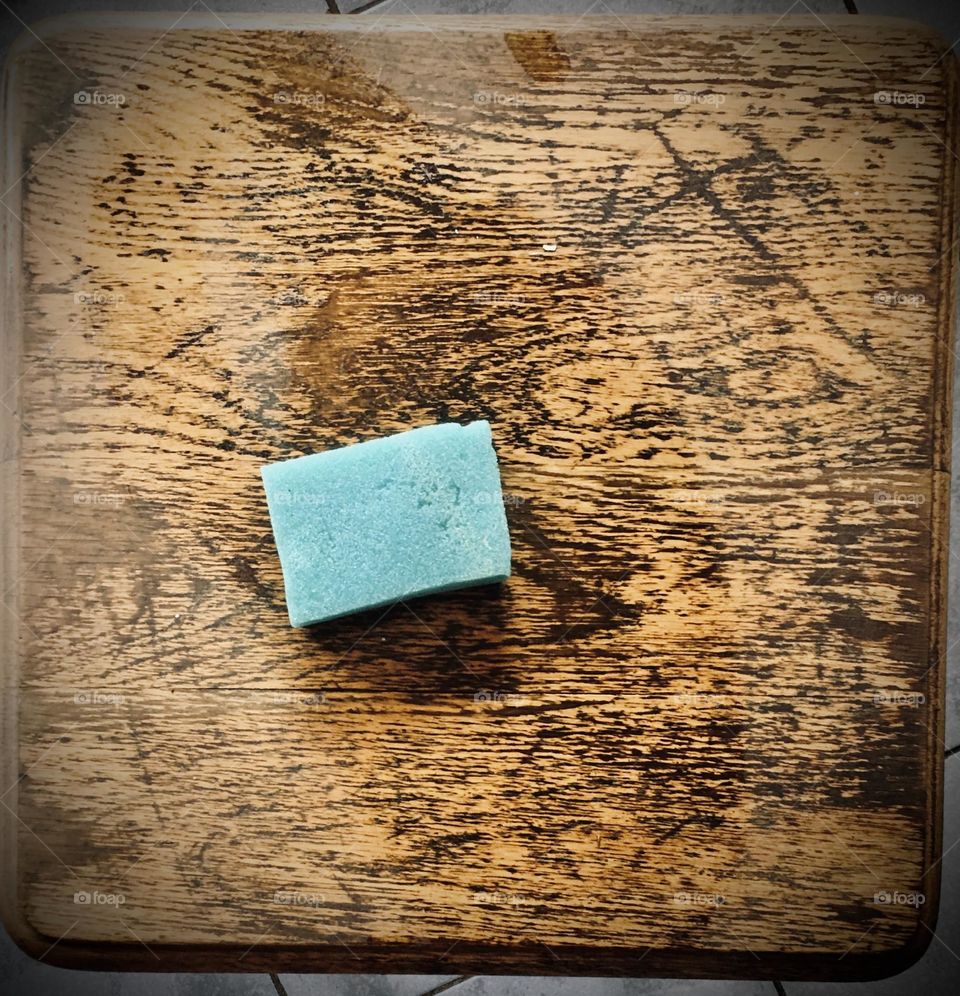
[{"xmin": 1, "ymin": 13, "xmax": 955, "ymax": 979}]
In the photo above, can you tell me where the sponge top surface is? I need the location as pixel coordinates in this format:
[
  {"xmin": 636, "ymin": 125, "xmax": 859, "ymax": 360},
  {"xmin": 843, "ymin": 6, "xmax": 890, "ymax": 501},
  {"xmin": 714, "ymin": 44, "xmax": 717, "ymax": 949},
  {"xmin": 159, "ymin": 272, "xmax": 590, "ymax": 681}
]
[{"xmin": 261, "ymin": 421, "xmax": 511, "ymax": 626}]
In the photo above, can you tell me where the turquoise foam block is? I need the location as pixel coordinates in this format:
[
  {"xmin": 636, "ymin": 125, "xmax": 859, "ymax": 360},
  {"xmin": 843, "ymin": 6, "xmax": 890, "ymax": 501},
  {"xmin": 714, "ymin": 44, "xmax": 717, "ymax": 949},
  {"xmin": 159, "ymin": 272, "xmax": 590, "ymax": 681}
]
[{"xmin": 261, "ymin": 421, "xmax": 512, "ymax": 627}]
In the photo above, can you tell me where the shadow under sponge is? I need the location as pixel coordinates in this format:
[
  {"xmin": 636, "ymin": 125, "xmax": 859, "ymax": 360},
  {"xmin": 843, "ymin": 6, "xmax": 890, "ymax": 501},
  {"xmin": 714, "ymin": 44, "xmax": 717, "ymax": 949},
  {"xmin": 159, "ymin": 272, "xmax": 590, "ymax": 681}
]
[{"xmin": 260, "ymin": 421, "xmax": 512, "ymax": 627}]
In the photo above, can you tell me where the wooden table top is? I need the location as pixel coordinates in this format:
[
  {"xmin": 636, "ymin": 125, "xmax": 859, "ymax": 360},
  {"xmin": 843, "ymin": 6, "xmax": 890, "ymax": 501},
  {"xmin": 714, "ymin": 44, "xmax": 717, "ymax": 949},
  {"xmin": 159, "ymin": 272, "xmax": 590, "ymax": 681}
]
[{"xmin": 1, "ymin": 12, "xmax": 956, "ymax": 981}]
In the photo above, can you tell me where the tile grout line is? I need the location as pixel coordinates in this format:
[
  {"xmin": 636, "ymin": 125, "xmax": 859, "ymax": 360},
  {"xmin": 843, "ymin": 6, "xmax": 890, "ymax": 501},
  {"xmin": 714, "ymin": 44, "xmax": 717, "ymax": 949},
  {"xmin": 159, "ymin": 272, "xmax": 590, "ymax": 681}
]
[
  {"xmin": 418, "ymin": 976, "xmax": 474, "ymax": 996},
  {"xmin": 348, "ymin": 0, "xmax": 394, "ymax": 13}
]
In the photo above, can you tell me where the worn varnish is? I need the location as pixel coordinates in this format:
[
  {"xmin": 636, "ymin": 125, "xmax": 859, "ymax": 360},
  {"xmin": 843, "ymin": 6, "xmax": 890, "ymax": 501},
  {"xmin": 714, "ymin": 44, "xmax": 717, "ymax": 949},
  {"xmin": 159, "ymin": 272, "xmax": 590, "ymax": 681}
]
[{"xmin": 0, "ymin": 13, "xmax": 955, "ymax": 979}]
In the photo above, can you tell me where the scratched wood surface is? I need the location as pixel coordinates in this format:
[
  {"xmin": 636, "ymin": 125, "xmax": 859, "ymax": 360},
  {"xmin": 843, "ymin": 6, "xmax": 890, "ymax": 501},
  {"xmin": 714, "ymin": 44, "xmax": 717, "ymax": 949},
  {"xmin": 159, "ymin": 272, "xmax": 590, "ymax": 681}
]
[{"xmin": 0, "ymin": 13, "xmax": 955, "ymax": 980}]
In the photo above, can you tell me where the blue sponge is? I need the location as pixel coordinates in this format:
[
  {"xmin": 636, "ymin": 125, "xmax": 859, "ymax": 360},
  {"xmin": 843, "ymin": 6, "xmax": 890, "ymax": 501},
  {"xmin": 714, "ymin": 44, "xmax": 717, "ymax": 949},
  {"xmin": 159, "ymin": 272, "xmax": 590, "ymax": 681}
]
[{"xmin": 261, "ymin": 421, "xmax": 512, "ymax": 627}]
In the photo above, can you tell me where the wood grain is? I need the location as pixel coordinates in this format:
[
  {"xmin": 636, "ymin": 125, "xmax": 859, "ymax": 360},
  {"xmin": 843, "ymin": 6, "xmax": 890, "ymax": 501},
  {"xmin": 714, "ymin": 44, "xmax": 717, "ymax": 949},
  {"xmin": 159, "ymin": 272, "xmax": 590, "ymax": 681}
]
[{"xmin": 1, "ymin": 13, "xmax": 956, "ymax": 979}]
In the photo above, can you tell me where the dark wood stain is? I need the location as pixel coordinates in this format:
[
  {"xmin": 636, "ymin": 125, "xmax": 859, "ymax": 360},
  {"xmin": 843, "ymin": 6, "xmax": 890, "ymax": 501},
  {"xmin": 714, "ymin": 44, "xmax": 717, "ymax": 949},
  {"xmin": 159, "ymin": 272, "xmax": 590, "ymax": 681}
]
[{"xmin": 505, "ymin": 30, "xmax": 573, "ymax": 80}]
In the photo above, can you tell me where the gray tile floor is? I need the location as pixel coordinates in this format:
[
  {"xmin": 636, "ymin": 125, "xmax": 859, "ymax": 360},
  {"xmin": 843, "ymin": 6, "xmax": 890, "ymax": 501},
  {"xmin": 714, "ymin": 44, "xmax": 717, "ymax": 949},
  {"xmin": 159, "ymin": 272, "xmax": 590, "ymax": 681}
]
[{"xmin": 1, "ymin": 0, "xmax": 958, "ymax": 993}]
